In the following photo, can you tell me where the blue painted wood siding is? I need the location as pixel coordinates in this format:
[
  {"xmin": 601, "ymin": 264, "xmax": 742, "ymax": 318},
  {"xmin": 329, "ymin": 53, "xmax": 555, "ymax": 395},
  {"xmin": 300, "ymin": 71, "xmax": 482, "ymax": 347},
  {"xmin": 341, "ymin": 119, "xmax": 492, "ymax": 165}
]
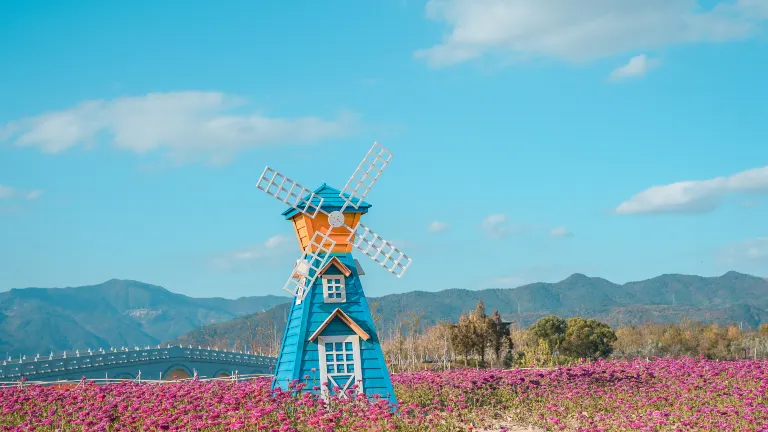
[
  {"xmin": 272, "ymin": 297, "xmax": 306, "ymax": 386},
  {"xmin": 272, "ymin": 253, "xmax": 396, "ymax": 404}
]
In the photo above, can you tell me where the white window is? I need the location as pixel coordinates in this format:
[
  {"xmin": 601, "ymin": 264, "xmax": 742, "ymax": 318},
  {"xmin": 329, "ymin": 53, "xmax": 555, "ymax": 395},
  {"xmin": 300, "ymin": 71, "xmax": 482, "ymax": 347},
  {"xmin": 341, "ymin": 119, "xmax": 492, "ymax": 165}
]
[
  {"xmin": 322, "ymin": 276, "xmax": 346, "ymax": 303},
  {"xmin": 317, "ymin": 335, "xmax": 362, "ymax": 399}
]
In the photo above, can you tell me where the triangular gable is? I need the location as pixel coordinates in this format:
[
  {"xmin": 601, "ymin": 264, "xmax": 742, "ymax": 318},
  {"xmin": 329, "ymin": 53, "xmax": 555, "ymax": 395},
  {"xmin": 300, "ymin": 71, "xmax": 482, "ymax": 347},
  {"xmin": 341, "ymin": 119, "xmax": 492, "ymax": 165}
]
[
  {"xmin": 308, "ymin": 308, "xmax": 370, "ymax": 342},
  {"xmin": 318, "ymin": 256, "xmax": 352, "ymax": 278}
]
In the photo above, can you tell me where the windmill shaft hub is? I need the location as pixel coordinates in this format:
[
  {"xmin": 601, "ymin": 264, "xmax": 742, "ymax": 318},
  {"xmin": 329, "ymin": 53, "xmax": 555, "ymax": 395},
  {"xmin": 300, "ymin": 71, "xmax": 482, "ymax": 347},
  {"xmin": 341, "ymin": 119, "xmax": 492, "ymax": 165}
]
[{"xmin": 328, "ymin": 211, "xmax": 345, "ymax": 228}]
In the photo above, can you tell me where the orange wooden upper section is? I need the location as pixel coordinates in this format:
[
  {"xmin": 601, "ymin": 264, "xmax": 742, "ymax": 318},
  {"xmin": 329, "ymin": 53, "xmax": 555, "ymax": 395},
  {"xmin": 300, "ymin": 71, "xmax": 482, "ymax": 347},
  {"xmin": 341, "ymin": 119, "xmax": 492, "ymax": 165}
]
[{"xmin": 290, "ymin": 212, "xmax": 363, "ymax": 253}]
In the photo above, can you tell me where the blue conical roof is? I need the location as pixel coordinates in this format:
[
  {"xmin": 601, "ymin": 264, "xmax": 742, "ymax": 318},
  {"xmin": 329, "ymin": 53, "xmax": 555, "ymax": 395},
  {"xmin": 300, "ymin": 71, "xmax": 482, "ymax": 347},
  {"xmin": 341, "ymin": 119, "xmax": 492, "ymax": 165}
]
[{"xmin": 282, "ymin": 183, "xmax": 372, "ymax": 219}]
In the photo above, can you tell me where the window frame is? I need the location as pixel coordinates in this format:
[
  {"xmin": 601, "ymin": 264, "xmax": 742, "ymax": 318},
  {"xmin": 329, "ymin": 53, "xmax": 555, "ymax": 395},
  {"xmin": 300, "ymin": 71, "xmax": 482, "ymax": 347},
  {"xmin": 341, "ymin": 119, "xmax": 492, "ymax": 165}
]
[
  {"xmin": 321, "ymin": 275, "xmax": 346, "ymax": 303},
  {"xmin": 317, "ymin": 335, "xmax": 363, "ymax": 399}
]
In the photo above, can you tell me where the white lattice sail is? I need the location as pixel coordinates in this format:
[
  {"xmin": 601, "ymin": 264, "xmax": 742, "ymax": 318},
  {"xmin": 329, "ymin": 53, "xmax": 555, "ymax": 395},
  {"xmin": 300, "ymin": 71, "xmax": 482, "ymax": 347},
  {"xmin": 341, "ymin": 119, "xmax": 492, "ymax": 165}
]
[
  {"xmin": 257, "ymin": 167, "xmax": 324, "ymax": 218},
  {"xmin": 339, "ymin": 142, "xmax": 393, "ymax": 211},
  {"xmin": 347, "ymin": 222, "xmax": 412, "ymax": 278}
]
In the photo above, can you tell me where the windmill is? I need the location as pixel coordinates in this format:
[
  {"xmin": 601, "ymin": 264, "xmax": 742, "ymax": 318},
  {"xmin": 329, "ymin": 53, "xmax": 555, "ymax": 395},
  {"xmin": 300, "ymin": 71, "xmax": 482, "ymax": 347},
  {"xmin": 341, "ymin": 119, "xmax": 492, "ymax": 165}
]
[{"xmin": 255, "ymin": 142, "xmax": 411, "ymax": 404}]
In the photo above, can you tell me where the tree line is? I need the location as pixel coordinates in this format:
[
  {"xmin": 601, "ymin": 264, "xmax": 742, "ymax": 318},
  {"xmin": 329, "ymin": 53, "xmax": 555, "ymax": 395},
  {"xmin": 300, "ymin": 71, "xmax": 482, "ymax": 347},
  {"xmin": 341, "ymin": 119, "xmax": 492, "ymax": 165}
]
[
  {"xmin": 380, "ymin": 303, "xmax": 768, "ymax": 371},
  {"xmin": 613, "ymin": 319, "xmax": 768, "ymax": 360},
  {"xmin": 380, "ymin": 301, "xmax": 619, "ymax": 370}
]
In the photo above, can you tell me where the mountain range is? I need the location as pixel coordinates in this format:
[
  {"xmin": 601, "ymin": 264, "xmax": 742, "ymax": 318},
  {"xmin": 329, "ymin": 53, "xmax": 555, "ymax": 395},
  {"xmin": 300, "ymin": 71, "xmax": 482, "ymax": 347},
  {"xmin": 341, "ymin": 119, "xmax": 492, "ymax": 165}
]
[
  {"xmin": 3, "ymin": 271, "xmax": 768, "ymax": 356},
  {"xmin": 0, "ymin": 279, "xmax": 287, "ymax": 357},
  {"xmin": 171, "ymin": 271, "xmax": 768, "ymax": 350}
]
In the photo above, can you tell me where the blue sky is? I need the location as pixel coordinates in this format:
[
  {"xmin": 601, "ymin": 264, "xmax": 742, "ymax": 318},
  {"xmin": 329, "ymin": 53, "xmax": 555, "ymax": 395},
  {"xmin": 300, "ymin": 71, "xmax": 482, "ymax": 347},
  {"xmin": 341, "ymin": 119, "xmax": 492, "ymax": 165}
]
[{"xmin": 1, "ymin": 0, "xmax": 767, "ymax": 299}]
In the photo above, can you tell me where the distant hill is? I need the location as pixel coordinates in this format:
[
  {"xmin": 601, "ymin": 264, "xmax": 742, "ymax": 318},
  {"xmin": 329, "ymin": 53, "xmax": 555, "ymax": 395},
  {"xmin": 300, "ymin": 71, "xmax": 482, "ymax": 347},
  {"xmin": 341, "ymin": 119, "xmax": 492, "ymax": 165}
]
[
  {"xmin": 171, "ymin": 271, "xmax": 768, "ymax": 349},
  {"xmin": 0, "ymin": 279, "xmax": 289, "ymax": 356}
]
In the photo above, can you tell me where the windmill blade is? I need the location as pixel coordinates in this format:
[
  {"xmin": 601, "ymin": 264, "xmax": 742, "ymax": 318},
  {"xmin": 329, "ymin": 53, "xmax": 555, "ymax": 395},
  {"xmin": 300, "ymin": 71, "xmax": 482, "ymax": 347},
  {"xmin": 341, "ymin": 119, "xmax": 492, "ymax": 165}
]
[
  {"xmin": 282, "ymin": 227, "xmax": 337, "ymax": 302},
  {"xmin": 257, "ymin": 167, "xmax": 324, "ymax": 218},
  {"xmin": 347, "ymin": 222, "xmax": 412, "ymax": 278},
  {"xmin": 339, "ymin": 142, "xmax": 393, "ymax": 211}
]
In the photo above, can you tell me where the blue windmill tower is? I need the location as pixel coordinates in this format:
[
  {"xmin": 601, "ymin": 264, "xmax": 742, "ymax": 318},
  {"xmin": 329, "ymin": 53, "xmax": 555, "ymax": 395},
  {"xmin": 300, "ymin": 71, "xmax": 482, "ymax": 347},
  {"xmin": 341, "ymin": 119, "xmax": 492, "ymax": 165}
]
[{"xmin": 255, "ymin": 142, "xmax": 412, "ymax": 405}]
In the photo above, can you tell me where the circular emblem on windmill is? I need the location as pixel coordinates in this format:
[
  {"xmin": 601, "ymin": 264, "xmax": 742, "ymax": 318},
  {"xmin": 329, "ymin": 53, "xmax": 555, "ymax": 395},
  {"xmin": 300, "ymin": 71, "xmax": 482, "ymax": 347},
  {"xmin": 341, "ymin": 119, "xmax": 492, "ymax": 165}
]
[{"xmin": 328, "ymin": 211, "xmax": 345, "ymax": 228}]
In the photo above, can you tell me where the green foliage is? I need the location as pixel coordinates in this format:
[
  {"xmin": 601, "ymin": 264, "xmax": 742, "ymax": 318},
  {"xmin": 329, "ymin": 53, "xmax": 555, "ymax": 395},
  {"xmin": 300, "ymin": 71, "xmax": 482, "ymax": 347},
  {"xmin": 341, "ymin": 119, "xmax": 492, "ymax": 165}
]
[
  {"xmin": 519, "ymin": 339, "xmax": 553, "ymax": 367},
  {"xmin": 563, "ymin": 317, "xmax": 617, "ymax": 359},
  {"xmin": 528, "ymin": 315, "xmax": 567, "ymax": 352},
  {"xmin": 523, "ymin": 315, "xmax": 617, "ymax": 362}
]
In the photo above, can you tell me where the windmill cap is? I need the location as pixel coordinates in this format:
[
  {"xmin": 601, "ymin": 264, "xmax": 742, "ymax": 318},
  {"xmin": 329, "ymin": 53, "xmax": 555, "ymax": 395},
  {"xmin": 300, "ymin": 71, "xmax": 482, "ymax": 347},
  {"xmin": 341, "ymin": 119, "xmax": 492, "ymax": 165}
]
[{"xmin": 282, "ymin": 183, "xmax": 372, "ymax": 219}]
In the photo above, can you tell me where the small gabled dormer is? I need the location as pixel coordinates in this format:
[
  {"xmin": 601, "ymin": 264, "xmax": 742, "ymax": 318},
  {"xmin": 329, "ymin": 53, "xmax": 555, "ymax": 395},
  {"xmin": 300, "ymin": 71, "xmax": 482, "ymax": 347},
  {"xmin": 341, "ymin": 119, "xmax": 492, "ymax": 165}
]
[{"xmin": 317, "ymin": 256, "xmax": 352, "ymax": 304}]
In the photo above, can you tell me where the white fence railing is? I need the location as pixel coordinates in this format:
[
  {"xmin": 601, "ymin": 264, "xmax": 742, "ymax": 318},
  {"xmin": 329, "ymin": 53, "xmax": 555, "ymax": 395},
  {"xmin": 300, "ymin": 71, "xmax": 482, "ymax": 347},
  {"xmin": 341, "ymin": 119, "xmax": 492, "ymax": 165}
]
[{"xmin": 0, "ymin": 373, "xmax": 273, "ymax": 387}]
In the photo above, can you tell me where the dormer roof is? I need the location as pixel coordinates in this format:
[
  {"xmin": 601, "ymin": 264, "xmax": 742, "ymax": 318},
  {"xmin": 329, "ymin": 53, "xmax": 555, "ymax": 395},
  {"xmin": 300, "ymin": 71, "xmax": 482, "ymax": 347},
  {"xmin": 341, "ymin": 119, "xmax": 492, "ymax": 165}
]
[
  {"xmin": 318, "ymin": 256, "xmax": 352, "ymax": 277},
  {"xmin": 308, "ymin": 308, "xmax": 371, "ymax": 342}
]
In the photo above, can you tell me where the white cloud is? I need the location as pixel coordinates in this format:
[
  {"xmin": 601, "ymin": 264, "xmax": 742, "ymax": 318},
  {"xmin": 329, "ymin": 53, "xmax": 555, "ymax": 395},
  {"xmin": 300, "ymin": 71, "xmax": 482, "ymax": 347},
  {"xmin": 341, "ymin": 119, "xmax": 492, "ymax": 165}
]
[
  {"xmin": 210, "ymin": 235, "xmax": 295, "ymax": 272},
  {"xmin": 480, "ymin": 213, "xmax": 511, "ymax": 238},
  {"xmin": 740, "ymin": 0, "xmax": 768, "ymax": 18},
  {"xmin": 428, "ymin": 220, "xmax": 449, "ymax": 233},
  {"xmin": 416, "ymin": 0, "xmax": 767, "ymax": 67},
  {"xmin": 25, "ymin": 190, "xmax": 43, "ymax": 200},
  {"xmin": 609, "ymin": 55, "xmax": 660, "ymax": 81},
  {"xmin": 720, "ymin": 237, "xmax": 768, "ymax": 266},
  {"xmin": 480, "ymin": 213, "xmax": 539, "ymax": 238},
  {"xmin": 489, "ymin": 275, "xmax": 527, "ymax": 287},
  {"xmin": 549, "ymin": 226, "xmax": 573, "ymax": 237},
  {"xmin": 0, "ymin": 92, "xmax": 357, "ymax": 164},
  {"xmin": 0, "ymin": 185, "xmax": 14, "ymax": 199},
  {"xmin": 0, "ymin": 185, "xmax": 43, "ymax": 200},
  {"xmin": 615, "ymin": 165, "xmax": 768, "ymax": 214}
]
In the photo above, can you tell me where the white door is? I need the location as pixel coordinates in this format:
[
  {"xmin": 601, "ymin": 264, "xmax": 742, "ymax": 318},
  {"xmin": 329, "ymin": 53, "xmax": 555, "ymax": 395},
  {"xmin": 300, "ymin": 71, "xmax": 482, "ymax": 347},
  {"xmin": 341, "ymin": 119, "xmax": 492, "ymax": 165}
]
[{"xmin": 317, "ymin": 335, "xmax": 363, "ymax": 398}]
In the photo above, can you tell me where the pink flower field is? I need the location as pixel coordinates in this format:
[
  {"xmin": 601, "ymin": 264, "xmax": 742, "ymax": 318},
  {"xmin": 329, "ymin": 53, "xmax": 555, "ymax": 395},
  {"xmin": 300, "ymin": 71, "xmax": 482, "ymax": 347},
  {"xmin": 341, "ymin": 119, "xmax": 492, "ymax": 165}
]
[{"xmin": 2, "ymin": 357, "xmax": 768, "ymax": 431}]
